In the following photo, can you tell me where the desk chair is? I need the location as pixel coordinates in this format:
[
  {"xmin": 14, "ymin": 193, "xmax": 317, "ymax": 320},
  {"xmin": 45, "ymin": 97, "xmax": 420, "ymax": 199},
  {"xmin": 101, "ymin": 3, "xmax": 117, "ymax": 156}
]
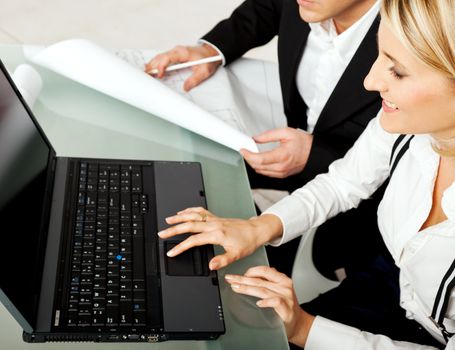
[{"xmin": 291, "ymin": 228, "xmax": 340, "ymax": 304}]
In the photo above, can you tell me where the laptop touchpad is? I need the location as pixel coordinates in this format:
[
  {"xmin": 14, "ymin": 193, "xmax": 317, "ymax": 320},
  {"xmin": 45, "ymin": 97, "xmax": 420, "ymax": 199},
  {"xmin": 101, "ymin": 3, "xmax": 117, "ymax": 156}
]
[{"xmin": 165, "ymin": 242, "xmax": 209, "ymax": 276}]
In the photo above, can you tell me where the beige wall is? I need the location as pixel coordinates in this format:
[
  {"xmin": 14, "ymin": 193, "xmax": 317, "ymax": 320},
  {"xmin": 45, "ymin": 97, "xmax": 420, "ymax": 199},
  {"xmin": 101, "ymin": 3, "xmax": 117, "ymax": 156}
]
[{"xmin": 0, "ymin": 0, "xmax": 277, "ymax": 61}]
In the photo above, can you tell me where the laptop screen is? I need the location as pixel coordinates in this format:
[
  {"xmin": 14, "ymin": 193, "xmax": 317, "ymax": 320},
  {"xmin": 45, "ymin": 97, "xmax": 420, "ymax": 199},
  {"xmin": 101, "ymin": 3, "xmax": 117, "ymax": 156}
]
[{"xmin": 0, "ymin": 62, "xmax": 52, "ymax": 326}]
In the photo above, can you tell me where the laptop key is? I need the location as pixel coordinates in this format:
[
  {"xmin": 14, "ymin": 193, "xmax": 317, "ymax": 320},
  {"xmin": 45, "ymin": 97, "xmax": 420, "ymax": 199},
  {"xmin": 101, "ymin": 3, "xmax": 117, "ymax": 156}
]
[
  {"xmin": 133, "ymin": 290, "xmax": 145, "ymax": 300},
  {"xmin": 133, "ymin": 237, "xmax": 145, "ymax": 280},
  {"xmin": 133, "ymin": 311, "xmax": 146, "ymax": 326},
  {"xmin": 106, "ymin": 307, "xmax": 118, "ymax": 326},
  {"xmin": 119, "ymin": 301, "xmax": 133, "ymax": 325},
  {"xmin": 92, "ymin": 316, "xmax": 104, "ymax": 326},
  {"xmin": 67, "ymin": 311, "xmax": 78, "ymax": 326},
  {"xmin": 133, "ymin": 300, "xmax": 146, "ymax": 311},
  {"xmin": 133, "ymin": 280, "xmax": 145, "ymax": 291},
  {"xmin": 78, "ymin": 314, "xmax": 91, "ymax": 326}
]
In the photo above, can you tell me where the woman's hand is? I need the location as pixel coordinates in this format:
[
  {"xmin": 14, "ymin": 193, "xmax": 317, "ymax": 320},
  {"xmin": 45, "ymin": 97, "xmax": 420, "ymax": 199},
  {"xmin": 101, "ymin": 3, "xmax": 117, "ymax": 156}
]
[
  {"xmin": 157, "ymin": 207, "xmax": 283, "ymax": 270},
  {"xmin": 225, "ymin": 266, "xmax": 315, "ymax": 347}
]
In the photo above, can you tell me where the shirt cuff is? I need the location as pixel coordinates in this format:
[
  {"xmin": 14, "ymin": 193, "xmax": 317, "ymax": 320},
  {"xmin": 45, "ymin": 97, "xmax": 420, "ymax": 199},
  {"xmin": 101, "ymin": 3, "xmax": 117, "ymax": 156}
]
[
  {"xmin": 306, "ymin": 316, "xmax": 359, "ymax": 350},
  {"xmin": 263, "ymin": 194, "xmax": 312, "ymax": 246},
  {"xmin": 197, "ymin": 39, "xmax": 226, "ymax": 66}
]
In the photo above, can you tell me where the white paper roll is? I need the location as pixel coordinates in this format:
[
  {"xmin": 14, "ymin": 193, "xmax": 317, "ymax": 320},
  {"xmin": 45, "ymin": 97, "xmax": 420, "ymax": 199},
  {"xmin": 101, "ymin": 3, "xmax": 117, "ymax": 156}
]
[{"xmin": 11, "ymin": 64, "xmax": 43, "ymax": 108}]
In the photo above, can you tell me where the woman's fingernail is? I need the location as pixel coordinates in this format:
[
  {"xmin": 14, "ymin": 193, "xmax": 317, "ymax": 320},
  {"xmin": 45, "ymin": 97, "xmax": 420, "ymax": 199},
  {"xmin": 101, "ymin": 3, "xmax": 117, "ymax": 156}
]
[
  {"xmin": 157, "ymin": 231, "xmax": 165, "ymax": 237},
  {"xmin": 166, "ymin": 250, "xmax": 175, "ymax": 257},
  {"xmin": 231, "ymin": 284, "xmax": 240, "ymax": 289},
  {"xmin": 256, "ymin": 300, "xmax": 263, "ymax": 307},
  {"xmin": 224, "ymin": 274, "xmax": 233, "ymax": 280},
  {"xmin": 209, "ymin": 262, "xmax": 218, "ymax": 270}
]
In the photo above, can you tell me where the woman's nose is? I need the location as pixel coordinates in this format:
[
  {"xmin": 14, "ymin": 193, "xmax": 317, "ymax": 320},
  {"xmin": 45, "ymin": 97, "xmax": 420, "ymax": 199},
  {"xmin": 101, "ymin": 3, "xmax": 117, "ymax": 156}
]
[{"xmin": 364, "ymin": 59, "xmax": 388, "ymax": 93}]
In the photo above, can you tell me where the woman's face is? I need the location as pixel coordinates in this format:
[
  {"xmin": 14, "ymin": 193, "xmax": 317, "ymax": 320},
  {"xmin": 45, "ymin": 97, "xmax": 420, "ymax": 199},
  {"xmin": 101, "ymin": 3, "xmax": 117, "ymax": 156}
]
[{"xmin": 364, "ymin": 20, "xmax": 455, "ymax": 140}]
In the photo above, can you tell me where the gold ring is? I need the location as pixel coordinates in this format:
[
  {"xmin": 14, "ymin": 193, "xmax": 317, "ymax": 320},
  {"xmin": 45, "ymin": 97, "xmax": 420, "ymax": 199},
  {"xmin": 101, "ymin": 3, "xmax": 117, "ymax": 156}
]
[{"xmin": 200, "ymin": 213, "xmax": 208, "ymax": 222}]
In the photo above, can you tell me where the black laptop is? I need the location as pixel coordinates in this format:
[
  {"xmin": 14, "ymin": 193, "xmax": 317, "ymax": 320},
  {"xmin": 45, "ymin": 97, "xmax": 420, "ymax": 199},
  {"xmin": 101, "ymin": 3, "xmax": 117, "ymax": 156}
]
[{"xmin": 0, "ymin": 60, "xmax": 225, "ymax": 342}]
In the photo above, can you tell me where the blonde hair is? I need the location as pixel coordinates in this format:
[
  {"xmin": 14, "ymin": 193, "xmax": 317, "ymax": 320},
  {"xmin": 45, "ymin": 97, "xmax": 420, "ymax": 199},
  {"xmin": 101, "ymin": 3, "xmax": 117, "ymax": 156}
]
[{"xmin": 381, "ymin": 0, "xmax": 455, "ymax": 156}]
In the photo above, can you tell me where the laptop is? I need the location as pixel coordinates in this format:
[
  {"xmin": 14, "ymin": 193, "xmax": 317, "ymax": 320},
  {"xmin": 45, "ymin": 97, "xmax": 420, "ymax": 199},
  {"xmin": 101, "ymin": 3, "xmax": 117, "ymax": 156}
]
[{"xmin": 0, "ymin": 60, "xmax": 225, "ymax": 343}]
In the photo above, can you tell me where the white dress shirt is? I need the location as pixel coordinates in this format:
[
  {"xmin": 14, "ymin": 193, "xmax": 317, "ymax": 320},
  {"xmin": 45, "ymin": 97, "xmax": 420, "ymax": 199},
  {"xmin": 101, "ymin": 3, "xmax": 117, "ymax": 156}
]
[
  {"xmin": 265, "ymin": 114, "xmax": 455, "ymax": 349},
  {"xmin": 297, "ymin": 1, "xmax": 380, "ymax": 133},
  {"xmin": 202, "ymin": 2, "xmax": 380, "ymax": 133}
]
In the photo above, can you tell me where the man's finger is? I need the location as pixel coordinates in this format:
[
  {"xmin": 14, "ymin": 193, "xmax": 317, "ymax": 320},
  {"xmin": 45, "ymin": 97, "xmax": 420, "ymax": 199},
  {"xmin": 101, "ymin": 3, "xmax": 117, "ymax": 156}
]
[
  {"xmin": 243, "ymin": 148, "xmax": 283, "ymax": 167},
  {"xmin": 253, "ymin": 128, "xmax": 293, "ymax": 143},
  {"xmin": 254, "ymin": 169, "xmax": 287, "ymax": 178},
  {"xmin": 183, "ymin": 67, "xmax": 211, "ymax": 91}
]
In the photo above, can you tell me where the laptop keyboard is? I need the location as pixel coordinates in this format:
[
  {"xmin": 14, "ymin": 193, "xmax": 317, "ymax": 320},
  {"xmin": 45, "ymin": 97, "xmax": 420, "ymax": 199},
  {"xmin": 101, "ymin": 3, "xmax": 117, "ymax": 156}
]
[{"xmin": 66, "ymin": 162, "xmax": 149, "ymax": 327}]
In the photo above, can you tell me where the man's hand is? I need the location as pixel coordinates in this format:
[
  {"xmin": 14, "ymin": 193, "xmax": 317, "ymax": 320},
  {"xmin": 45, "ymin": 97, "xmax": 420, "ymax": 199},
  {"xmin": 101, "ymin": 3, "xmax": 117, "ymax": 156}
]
[
  {"xmin": 145, "ymin": 44, "xmax": 221, "ymax": 91},
  {"xmin": 241, "ymin": 127, "xmax": 314, "ymax": 178},
  {"xmin": 157, "ymin": 207, "xmax": 283, "ymax": 270}
]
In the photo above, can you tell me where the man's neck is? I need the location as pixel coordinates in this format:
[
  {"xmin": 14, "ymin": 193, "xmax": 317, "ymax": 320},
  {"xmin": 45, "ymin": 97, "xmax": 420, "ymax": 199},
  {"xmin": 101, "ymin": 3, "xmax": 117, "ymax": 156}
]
[{"xmin": 333, "ymin": 0, "xmax": 377, "ymax": 34}]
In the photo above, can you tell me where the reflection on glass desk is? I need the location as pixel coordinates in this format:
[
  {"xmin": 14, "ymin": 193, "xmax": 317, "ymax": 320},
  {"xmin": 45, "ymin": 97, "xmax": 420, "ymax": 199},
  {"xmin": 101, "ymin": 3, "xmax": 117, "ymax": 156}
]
[{"xmin": 0, "ymin": 46, "xmax": 289, "ymax": 350}]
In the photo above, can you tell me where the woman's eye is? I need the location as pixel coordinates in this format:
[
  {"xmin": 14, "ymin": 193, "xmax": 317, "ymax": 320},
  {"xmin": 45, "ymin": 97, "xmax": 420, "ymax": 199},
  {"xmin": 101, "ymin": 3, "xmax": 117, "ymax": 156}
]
[{"xmin": 388, "ymin": 66, "xmax": 404, "ymax": 80}]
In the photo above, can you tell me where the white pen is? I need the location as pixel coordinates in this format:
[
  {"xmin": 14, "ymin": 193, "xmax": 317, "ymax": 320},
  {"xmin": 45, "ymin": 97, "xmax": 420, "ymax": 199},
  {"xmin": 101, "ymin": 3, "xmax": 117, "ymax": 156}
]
[{"xmin": 147, "ymin": 55, "xmax": 223, "ymax": 75}]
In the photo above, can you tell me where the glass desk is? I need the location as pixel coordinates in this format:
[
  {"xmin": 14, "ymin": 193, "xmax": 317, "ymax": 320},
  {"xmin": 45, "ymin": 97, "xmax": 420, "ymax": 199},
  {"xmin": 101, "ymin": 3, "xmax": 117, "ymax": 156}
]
[{"xmin": 0, "ymin": 46, "xmax": 289, "ymax": 350}]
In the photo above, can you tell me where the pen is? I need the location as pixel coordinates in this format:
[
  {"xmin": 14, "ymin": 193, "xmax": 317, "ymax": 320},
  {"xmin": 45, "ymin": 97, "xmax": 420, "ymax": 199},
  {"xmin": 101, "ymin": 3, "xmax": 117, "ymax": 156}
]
[{"xmin": 147, "ymin": 55, "xmax": 223, "ymax": 75}]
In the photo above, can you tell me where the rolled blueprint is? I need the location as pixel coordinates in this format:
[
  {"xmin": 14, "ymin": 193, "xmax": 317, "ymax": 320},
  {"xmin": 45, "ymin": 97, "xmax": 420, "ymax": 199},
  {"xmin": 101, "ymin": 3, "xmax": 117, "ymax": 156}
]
[
  {"xmin": 12, "ymin": 64, "xmax": 43, "ymax": 108},
  {"xmin": 29, "ymin": 39, "xmax": 258, "ymax": 153}
]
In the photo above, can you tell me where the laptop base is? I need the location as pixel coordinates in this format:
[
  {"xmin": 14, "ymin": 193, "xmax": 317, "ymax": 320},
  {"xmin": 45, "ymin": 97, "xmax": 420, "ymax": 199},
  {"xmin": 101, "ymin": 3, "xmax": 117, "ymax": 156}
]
[{"xmin": 23, "ymin": 330, "xmax": 220, "ymax": 343}]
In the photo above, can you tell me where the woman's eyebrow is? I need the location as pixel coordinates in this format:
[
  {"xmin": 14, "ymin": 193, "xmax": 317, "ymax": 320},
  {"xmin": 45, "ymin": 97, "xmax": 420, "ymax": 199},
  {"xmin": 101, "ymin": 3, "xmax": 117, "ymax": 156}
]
[{"xmin": 382, "ymin": 50, "xmax": 407, "ymax": 70}]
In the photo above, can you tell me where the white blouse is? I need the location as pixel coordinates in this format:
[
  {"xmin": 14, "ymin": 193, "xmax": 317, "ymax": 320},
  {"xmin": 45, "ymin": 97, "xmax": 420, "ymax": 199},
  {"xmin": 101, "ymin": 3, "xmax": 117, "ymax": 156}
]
[{"xmin": 266, "ymin": 113, "xmax": 455, "ymax": 349}]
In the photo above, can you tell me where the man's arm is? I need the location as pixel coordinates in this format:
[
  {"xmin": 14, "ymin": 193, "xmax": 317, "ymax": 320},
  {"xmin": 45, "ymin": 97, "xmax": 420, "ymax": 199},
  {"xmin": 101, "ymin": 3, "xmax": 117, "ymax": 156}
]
[
  {"xmin": 202, "ymin": 0, "xmax": 283, "ymax": 64},
  {"xmin": 146, "ymin": 0, "xmax": 283, "ymax": 90}
]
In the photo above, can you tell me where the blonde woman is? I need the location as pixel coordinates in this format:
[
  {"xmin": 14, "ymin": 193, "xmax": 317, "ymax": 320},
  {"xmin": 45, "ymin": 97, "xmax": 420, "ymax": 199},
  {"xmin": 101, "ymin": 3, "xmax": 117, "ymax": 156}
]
[{"xmin": 159, "ymin": 0, "xmax": 455, "ymax": 348}]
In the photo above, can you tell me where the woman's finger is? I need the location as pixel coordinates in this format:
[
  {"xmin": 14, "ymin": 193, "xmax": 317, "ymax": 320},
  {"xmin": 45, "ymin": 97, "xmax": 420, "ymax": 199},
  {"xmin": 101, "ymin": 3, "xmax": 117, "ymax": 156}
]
[
  {"xmin": 244, "ymin": 265, "xmax": 291, "ymax": 285},
  {"xmin": 165, "ymin": 230, "xmax": 222, "ymax": 257},
  {"xmin": 229, "ymin": 281, "xmax": 279, "ymax": 300},
  {"xmin": 225, "ymin": 273, "xmax": 288, "ymax": 296},
  {"xmin": 165, "ymin": 212, "xmax": 207, "ymax": 225},
  {"xmin": 256, "ymin": 297, "xmax": 292, "ymax": 323},
  {"xmin": 158, "ymin": 221, "xmax": 214, "ymax": 239}
]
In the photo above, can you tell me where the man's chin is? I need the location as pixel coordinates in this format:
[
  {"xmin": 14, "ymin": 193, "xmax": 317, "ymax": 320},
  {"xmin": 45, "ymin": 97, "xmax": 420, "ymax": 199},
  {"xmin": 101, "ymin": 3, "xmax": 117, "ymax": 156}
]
[{"xmin": 298, "ymin": 6, "xmax": 325, "ymax": 23}]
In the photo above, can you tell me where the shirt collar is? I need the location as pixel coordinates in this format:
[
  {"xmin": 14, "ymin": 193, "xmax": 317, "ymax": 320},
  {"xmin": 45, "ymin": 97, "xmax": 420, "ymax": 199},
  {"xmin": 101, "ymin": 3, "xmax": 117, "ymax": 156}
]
[
  {"xmin": 443, "ymin": 181, "xmax": 455, "ymax": 220},
  {"xmin": 409, "ymin": 134, "xmax": 455, "ymax": 220},
  {"xmin": 308, "ymin": 1, "xmax": 380, "ymax": 61}
]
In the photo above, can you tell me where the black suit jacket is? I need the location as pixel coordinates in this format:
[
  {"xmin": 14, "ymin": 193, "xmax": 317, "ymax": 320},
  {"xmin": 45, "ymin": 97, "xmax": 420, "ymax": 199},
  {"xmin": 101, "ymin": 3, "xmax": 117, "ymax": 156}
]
[{"xmin": 203, "ymin": 0, "xmax": 382, "ymax": 190}]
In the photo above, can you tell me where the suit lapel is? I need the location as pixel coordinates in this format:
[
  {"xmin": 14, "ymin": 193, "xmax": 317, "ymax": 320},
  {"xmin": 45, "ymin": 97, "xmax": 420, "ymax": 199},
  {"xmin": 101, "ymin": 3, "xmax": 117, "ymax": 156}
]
[
  {"xmin": 278, "ymin": 3, "xmax": 310, "ymax": 128},
  {"xmin": 314, "ymin": 17, "xmax": 380, "ymax": 132}
]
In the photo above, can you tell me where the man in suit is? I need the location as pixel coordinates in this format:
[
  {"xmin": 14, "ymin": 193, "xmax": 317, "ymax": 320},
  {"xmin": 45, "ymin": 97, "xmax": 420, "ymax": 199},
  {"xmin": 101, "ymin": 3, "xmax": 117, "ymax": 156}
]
[{"xmin": 147, "ymin": 0, "xmax": 385, "ymax": 279}]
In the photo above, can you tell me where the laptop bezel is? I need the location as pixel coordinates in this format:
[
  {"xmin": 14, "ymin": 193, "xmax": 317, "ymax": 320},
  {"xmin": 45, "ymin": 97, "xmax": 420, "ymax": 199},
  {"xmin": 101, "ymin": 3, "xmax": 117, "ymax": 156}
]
[{"xmin": 0, "ymin": 59, "xmax": 59, "ymax": 332}]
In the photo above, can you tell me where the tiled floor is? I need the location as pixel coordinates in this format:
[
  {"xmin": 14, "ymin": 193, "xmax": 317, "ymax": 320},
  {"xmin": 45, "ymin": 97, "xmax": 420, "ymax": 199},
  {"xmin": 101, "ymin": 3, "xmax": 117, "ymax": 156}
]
[{"xmin": 0, "ymin": 0, "xmax": 277, "ymax": 61}]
